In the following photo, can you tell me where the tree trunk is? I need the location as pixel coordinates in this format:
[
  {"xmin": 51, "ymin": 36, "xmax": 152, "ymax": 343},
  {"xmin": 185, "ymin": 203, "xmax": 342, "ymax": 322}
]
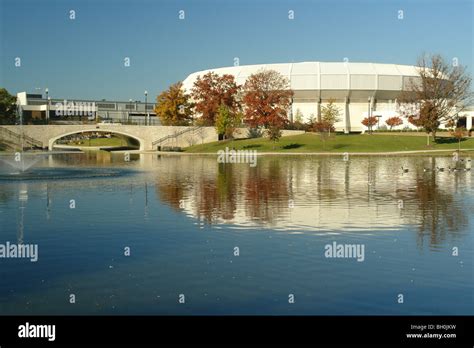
[{"xmin": 426, "ymin": 132, "xmax": 430, "ymax": 146}]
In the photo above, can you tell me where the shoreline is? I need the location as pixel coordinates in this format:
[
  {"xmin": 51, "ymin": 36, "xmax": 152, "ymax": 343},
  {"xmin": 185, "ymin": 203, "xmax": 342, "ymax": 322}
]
[
  {"xmin": 122, "ymin": 148, "xmax": 474, "ymax": 156},
  {"xmin": 1, "ymin": 148, "xmax": 473, "ymax": 156},
  {"xmin": 0, "ymin": 151, "xmax": 84, "ymax": 156}
]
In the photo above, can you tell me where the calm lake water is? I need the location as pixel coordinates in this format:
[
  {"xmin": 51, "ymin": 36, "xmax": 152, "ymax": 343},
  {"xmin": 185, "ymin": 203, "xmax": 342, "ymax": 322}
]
[{"xmin": 0, "ymin": 152, "xmax": 473, "ymax": 315}]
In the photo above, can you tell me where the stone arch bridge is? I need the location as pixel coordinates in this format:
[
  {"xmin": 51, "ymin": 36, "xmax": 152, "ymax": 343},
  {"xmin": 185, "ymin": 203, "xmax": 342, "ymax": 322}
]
[{"xmin": 0, "ymin": 125, "xmax": 219, "ymax": 151}]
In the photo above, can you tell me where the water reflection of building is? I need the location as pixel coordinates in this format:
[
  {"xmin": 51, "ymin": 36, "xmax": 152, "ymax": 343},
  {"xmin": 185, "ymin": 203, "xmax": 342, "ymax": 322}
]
[
  {"xmin": 154, "ymin": 155, "xmax": 472, "ymax": 247},
  {"xmin": 0, "ymin": 154, "xmax": 471, "ymax": 251}
]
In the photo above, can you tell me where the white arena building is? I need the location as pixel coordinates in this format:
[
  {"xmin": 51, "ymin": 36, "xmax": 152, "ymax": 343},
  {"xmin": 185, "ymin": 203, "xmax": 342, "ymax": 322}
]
[{"xmin": 182, "ymin": 62, "xmax": 474, "ymax": 133}]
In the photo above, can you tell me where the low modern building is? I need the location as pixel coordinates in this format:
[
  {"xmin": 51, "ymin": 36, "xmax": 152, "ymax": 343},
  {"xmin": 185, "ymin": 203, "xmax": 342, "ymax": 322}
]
[
  {"xmin": 15, "ymin": 92, "xmax": 158, "ymax": 125},
  {"xmin": 182, "ymin": 61, "xmax": 473, "ymax": 132}
]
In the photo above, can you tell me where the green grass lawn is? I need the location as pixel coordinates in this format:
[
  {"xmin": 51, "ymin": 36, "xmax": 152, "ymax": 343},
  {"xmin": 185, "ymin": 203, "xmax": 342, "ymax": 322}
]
[
  {"xmin": 184, "ymin": 133, "xmax": 474, "ymax": 153},
  {"xmin": 66, "ymin": 136, "xmax": 132, "ymax": 147}
]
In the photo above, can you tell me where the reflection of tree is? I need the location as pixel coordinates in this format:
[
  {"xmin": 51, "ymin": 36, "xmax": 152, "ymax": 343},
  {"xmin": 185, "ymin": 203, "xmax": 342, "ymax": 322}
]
[
  {"xmin": 155, "ymin": 158, "xmax": 291, "ymax": 224},
  {"xmin": 196, "ymin": 178, "xmax": 219, "ymax": 223},
  {"xmin": 216, "ymin": 164, "xmax": 237, "ymax": 220},
  {"xmin": 244, "ymin": 159, "xmax": 289, "ymax": 224},
  {"xmin": 155, "ymin": 160, "xmax": 238, "ymax": 223},
  {"xmin": 0, "ymin": 186, "xmax": 15, "ymax": 204},
  {"xmin": 316, "ymin": 158, "xmax": 338, "ymax": 201},
  {"xmin": 155, "ymin": 181, "xmax": 184, "ymax": 212},
  {"xmin": 398, "ymin": 169, "xmax": 468, "ymax": 249},
  {"xmin": 153, "ymin": 155, "xmax": 470, "ymax": 247}
]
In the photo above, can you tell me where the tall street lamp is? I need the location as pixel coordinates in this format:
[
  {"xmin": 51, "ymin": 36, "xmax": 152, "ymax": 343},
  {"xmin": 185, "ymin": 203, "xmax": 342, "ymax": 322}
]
[
  {"xmin": 48, "ymin": 97, "xmax": 51, "ymax": 124},
  {"xmin": 45, "ymin": 88, "xmax": 49, "ymax": 124},
  {"xmin": 135, "ymin": 100, "xmax": 138, "ymax": 125},
  {"xmin": 144, "ymin": 90, "xmax": 148, "ymax": 126},
  {"xmin": 376, "ymin": 115, "xmax": 382, "ymax": 130}
]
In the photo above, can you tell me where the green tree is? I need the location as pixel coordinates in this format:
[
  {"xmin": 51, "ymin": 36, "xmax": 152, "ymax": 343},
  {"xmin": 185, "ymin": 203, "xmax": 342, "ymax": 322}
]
[
  {"xmin": 294, "ymin": 108, "xmax": 303, "ymax": 123},
  {"xmin": 0, "ymin": 88, "xmax": 17, "ymax": 125},
  {"xmin": 215, "ymin": 104, "xmax": 241, "ymax": 140},
  {"xmin": 320, "ymin": 99, "xmax": 341, "ymax": 136},
  {"xmin": 267, "ymin": 125, "xmax": 282, "ymax": 149},
  {"xmin": 291, "ymin": 108, "xmax": 306, "ymax": 130},
  {"xmin": 154, "ymin": 82, "xmax": 193, "ymax": 126}
]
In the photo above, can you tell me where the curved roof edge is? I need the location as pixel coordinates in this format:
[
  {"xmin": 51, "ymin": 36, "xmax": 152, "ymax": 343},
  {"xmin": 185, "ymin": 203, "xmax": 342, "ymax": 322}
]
[{"xmin": 182, "ymin": 61, "xmax": 421, "ymax": 93}]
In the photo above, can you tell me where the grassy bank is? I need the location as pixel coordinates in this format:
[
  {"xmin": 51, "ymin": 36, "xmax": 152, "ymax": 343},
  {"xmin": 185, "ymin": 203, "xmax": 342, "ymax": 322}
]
[{"xmin": 184, "ymin": 133, "xmax": 474, "ymax": 153}]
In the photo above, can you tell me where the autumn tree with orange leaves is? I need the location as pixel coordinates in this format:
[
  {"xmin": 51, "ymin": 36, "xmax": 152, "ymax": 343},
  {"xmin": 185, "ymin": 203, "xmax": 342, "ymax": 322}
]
[
  {"xmin": 361, "ymin": 116, "xmax": 378, "ymax": 131},
  {"xmin": 191, "ymin": 72, "xmax": 241, "ymax": 126},
  {"xmin": 385, "ymin": 116, "xmax": 403, "ymax": 130},
  {"xmin": 242, "ymin": 70, "xmax": 294, "ymax": 141}
]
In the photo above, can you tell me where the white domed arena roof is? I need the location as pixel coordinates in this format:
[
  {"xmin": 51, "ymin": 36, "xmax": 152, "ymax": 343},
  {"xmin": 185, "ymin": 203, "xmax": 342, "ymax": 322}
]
[{"xmin": 182, "ymin": 61, "xmax": 422, "ymax": 101}]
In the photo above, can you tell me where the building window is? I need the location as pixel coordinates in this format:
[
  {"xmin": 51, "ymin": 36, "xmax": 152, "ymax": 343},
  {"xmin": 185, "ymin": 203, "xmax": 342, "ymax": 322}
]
[{"xmin": 97, "ymin": 103, "xmax": 116, "ymax": 110}]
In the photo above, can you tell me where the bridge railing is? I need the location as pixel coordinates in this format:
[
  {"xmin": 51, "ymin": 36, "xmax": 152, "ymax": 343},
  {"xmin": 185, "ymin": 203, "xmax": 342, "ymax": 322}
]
[{"xmin": 152, "ymin": 126, "xmax": 203, "ymax": 147}]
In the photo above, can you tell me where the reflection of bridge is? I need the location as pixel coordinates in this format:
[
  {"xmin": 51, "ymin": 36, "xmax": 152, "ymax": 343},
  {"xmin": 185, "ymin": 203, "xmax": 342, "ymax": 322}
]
[{"xmin": 0, "ymin": 125, "xmax": 218, "ymax": 151}]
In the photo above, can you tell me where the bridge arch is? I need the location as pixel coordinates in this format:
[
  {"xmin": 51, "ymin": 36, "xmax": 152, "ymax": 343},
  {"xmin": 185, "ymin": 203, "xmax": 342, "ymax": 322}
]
[{"xmin": 48, "ymin": 129, "xmax": 145, "ymax": 151}]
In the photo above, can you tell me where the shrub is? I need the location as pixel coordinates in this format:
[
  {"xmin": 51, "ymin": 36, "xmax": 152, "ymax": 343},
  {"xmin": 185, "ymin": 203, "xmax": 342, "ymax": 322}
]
[
  {"xmin": 385, "ymin": 116, "xmax": 403, "ymax": 130},
  {"xmin": 247, "ymin": 127, "xmax": 263, "ymax": 138},
  {"xmin": 309, "ymin": 121, "xmax": 335, "ymax": 133}
]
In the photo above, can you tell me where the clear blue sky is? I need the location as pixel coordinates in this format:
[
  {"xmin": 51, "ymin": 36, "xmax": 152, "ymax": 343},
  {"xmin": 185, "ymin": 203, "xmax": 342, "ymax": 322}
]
[{"xmin": 0, "ymin": 0, "xmax": 472, "ymax": 102}]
